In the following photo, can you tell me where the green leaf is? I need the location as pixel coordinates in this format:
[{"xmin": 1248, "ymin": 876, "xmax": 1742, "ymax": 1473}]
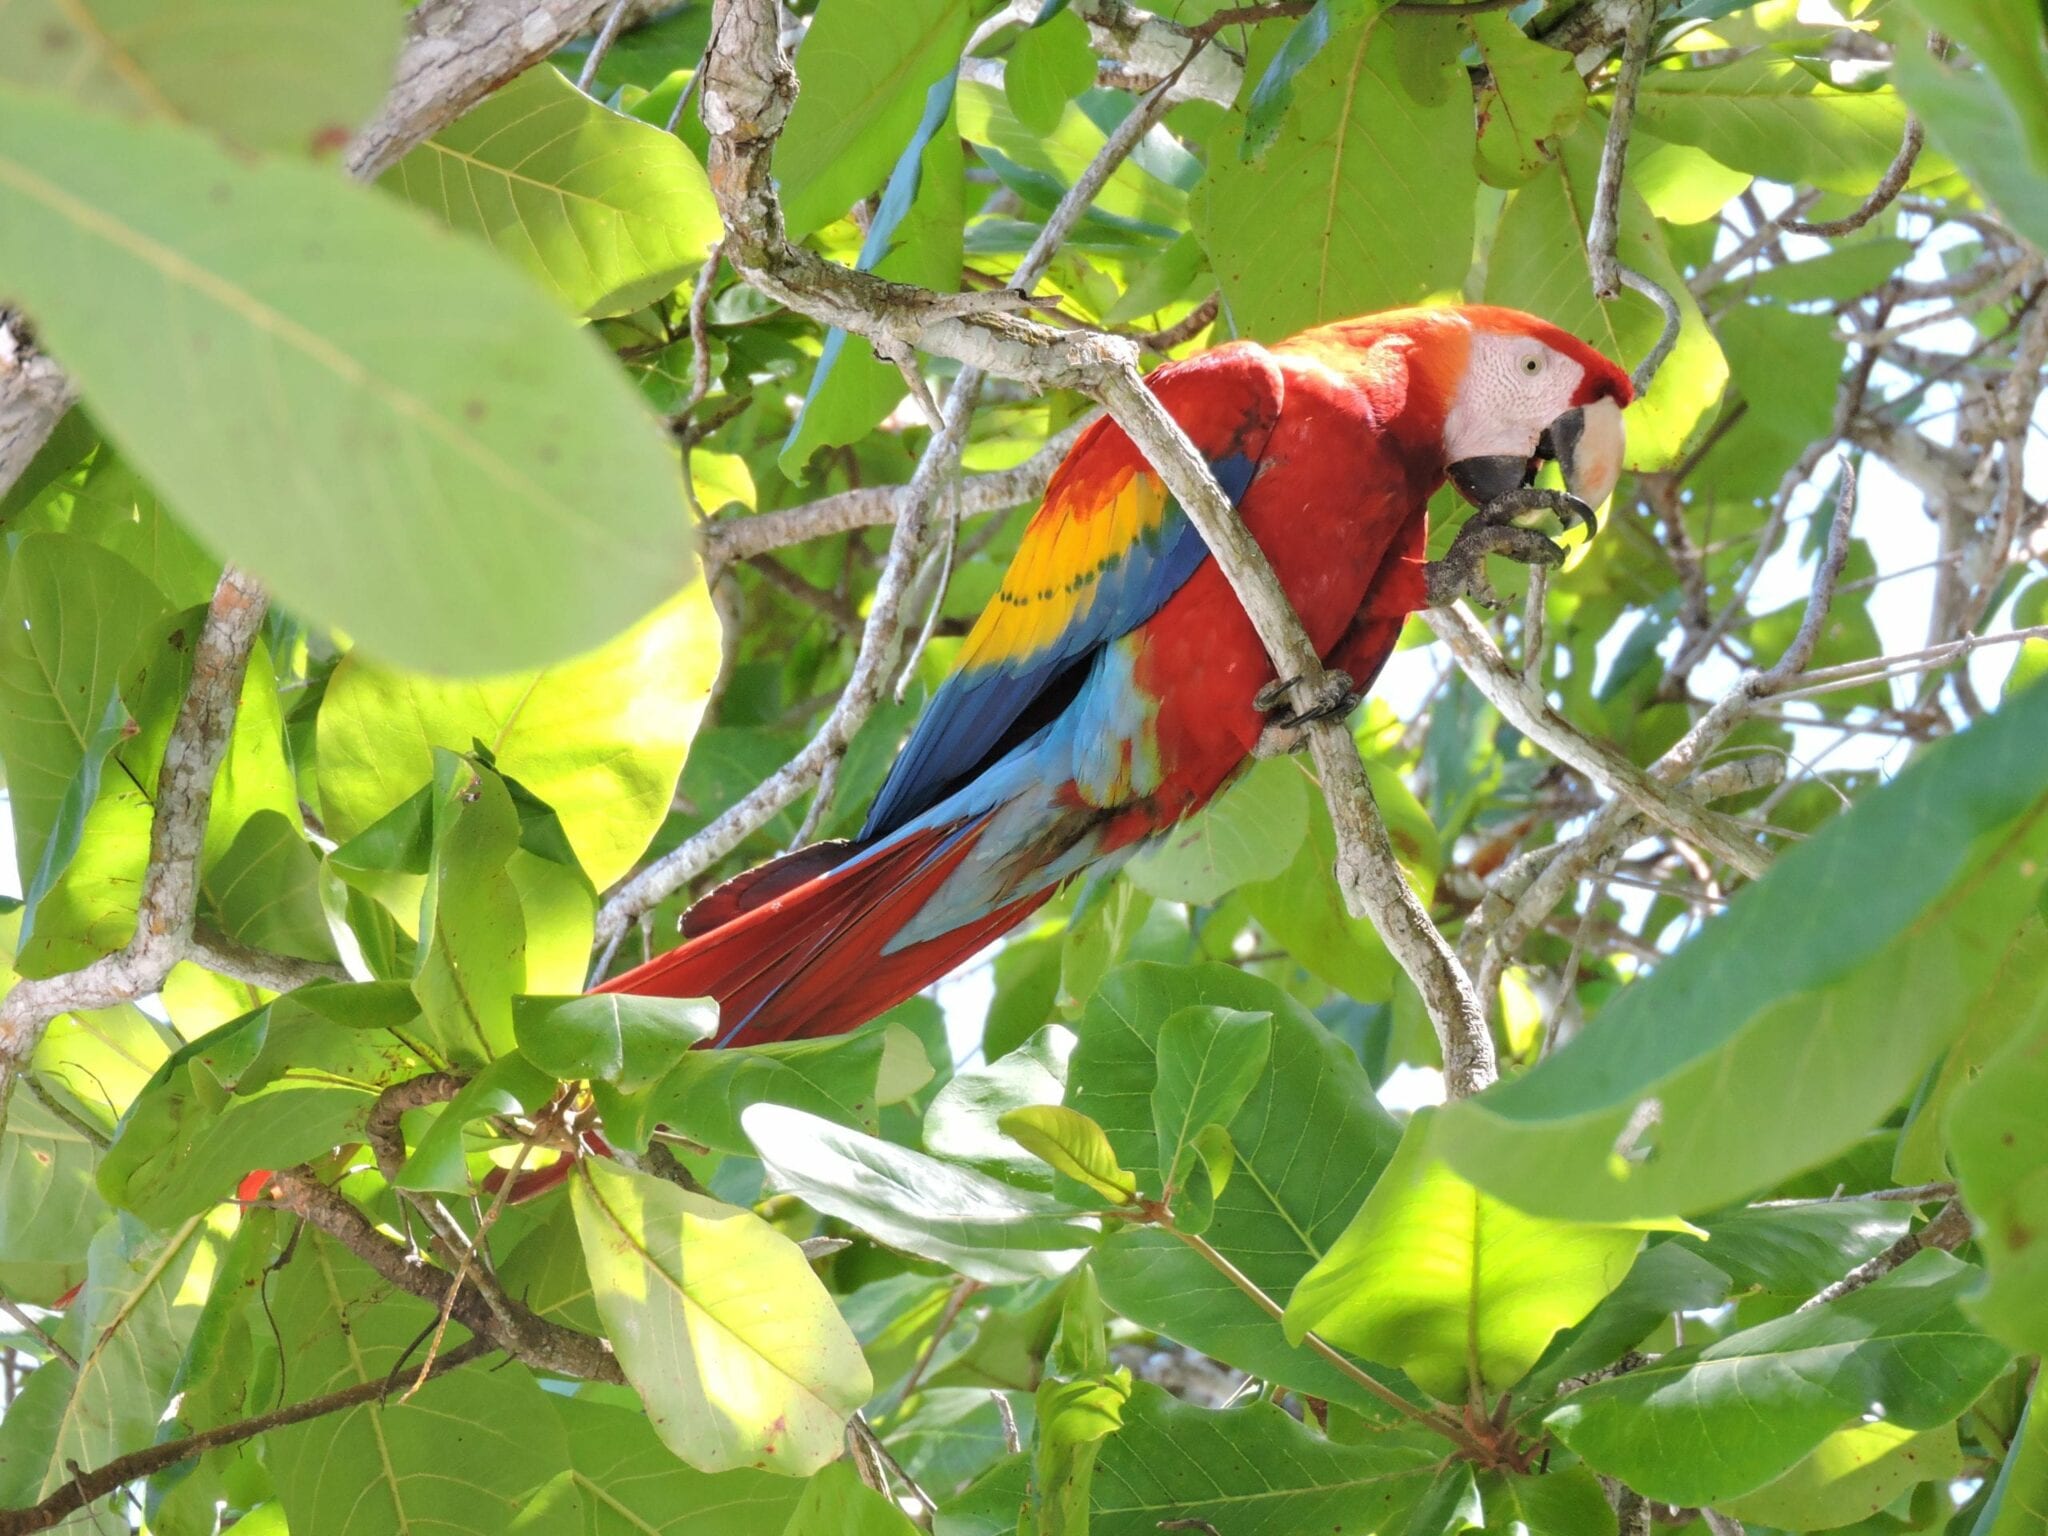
[
  {"xmin": 1518, "ymin": 1241, "xmax": 1730, "ymax": 1405},
  {"xmin": 773, "ymin": 0, "xmax": 968, "ymax": 240},
  {"xmin": 1241, "ymin": 792, "xmax": 1395, "ymax": 1002},
  {"xmin": 1720, "ymin": 1421, "xmax": 1963, "ymax": 1532},
  {"xmin": 1484, "ymin": 125, "xmax": 1727, "ymax": 470},
  {"xmin": 269, "ymin": 1231, "xmax": 573, "ymax": 1535},
  {"xmin": 1059, "ymin": 879, "xmax": 1151, "ymax": 1015},
  {"xmin": 1635, "ymin": 57, "xmax": 1937, "ymax": 195},
  {"xmin": 1466, "ymin": 11, "xmax": 1588, "ymax": 188},
  {"xmin": 385, "ymin": 63, "xmax": 721, "ymax": 318},
  {"xmin": 0, "ymin": 534, "xmax": 168, "ymax": 933},
  {"xmin": 1069, "ymin": 964, "xmax": 1404, "ymax": 1410},
  {"xmin": 1948, "ymin": 1009, "xmax": 2048, "ymax": 1356},
  {"xmin": 1671, "ymin": 1201, "xmax": 1910, "ymax": 1298},
  {"xmin": 1436, "ymin": 683, "xmax": 2048, "ymax": 1222},
  {"xmin": 32, "ymin": 1000, "xmax": 172, "ymax": 1133},
  {"xmin": 0, "ymin": 1091, "xmax": 109, "ymax": 1296},
  {"xmin": 1196, "ymin": 17, "xmax": 1475, "ymax": 340},
  {"xmin": 1089, "ymin": 1382, "xmax": 1439, "ymax": 1535},
  {"xmin": 570, "ymin": 1157, "xmax": 872, "ymax": 1475},
  {"xmin": 9, "ymin": 1214, "xmax": 213, "ymax": 1509},
  {"xmin": 514, "ymin": 992, "xmax": 719, "ymax": 1085},
  {"xmin": 0, "ymin": 0, "xmax": 402, "ymax": 156},
  {"xmin": 100, "ymin": 985, "xmax": 425, "ymax": 1226},
  {"xmin": 1546, "ymin": 1250, "xmax": 2012, "ymax": 1507},
  {"xmin": 743, "ymin": 1103, "xmax": 1101, "ymax": 1285},
  {"xmin": 1239, "ymin": 0, "xmax": 1399, "ymax": 161},
  {"xmin": 1285, "ymin": 1108, "xmax": 1681, "ymax": 1402},
  {"xmin": 1894, "ymin": 7, "xmax": 2048, "ymax": 254},
  {"xmin": 200, "ymin": 809, "xmax": 339, "ymax": 964},
  {"xmin": 590, "ymin": 1022, "xmax": 921, "ymax": 1155},
  {"xmin": 1977, "ymin": 1385, "xmax": 2048, "ymax": 1536},
  {"xmin": 998, "ymin": 1105, "xmax": 1138, "ymax": 1205},
  {"xmin": 782, "ymin": 1460, "xmax": 922, "ymax": 1536},
  {"xmin": 0, "ymin": 89, "xmax": 689, "ymax": 676},
  {"xmin": 1150, "ymin": 1006, "xmax": 1270, "ymax": 1205},
  {"xmin": 1475, "ymin": 1463, "xmax": 1616, "ymax": 1536},
  {"xmin": 1006, "ymin": 7, "xmax": 1096, "ymax": 136},
  {"xmin": 392, "ymin": 1051, "xmax": 559, "ymax": 1193},
  {"xmin": 924, "ymin": 1023, "xmax": 1076, "ymax": 1181},
  {"xmin": 319, "ymin": 588, "xmax": 716, "ymax": 889},
  {"xmin": 540, "ymin": 1396, "xmax": 807, "ymax": 1536},
  {"xmin": 1032, "ymin": 1369, "xmax": 1132, "ymax": 1535},
  {"xmin": 1124, "ymin": 758, "xmax": 1308, "ymax": 903},
  {"xmin": 411, "ymin": 754, "xmax": 527, "ymax": 1064}
]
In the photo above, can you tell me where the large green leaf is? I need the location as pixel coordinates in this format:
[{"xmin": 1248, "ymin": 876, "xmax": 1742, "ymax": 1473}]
[
  {"xmin": 1238, "ymin": 0, "xmax": 1400, "ymax": 161},
  {"xmin": 1546, "ymin": 1250, "xmax": 2011, "ymax": 1507},
  {"xmin": 1195, "ymin": 17, "xmax": 1476, "ymax": 340},
  {"xmin": 0, "ymin": 89, "xmax": 689, "ymax": 675},
  {"xmin": 1069, "ymin": 964, "xmax": 1404, "ymax": 1409},
  {"xmin": 1005, "ymin": 8, "xmax": 1096, "ymax": 136},
  {"xmin": 1124, "ymin": 758, "xmax": 1307, "ymax": 904},
  {"xmin": 411, "ymin": 754, "xmax": 528, "ymax": 1064},
  {"xmin": 1635, "ymin": 57, "xmax": 1935, "ymax": 195},
  {"xmin": 99, "ymin": 983, "xmax": 425, "ymax": 1226},
  {"xmin": 1894, "ymin": 4, "xmax": 2048, "ymax": 255},
  {"xmin": 1240, "ymin": 790, "xmax": 1396, "ymax": 1002},
  {"xmin": 1720, "ymin": 1421, "xmax": 1962, "ymax": 1532},
  {"xmin": 782, "ymin": 1460, "xmax": 923, "ymax": 1536},
  {"xmin": 385, "ymin": 63, "xmax": 721, "ymax": 318},
  {"xmin": 0, "ymin": 534, "xmax": 167, "ymax": 931},
  {"xmin": 1475, "ymin": 1464, "xmax": 1616, "ymax": 1536},
  {"xmin": 1948, "ymin": 1009, "xmax": 2048, "ymax": 1356},
  {"xmin": 268, "ymin": 1232, "xmax": 574, "ymax": 1536},
  {"xmin": 514, "ymin": 992, "xmax": 719, "ymax": 1084},
  {"xmin": 1085, "ymin": 1383, "xmax": 1439, "ymax": 1535},
  {"xmin": 199, "ymin": 808, "xmax": 339, "ymax": 964},
  {"xmin": 571, "ymin": 1158, "xmax": 872, "ymax": 1475},
  {"xmin": 15, "ymin": 1214, "xmax": 213, "ymax": 1508},
  {"xmin": 0, "ymin": 1091, "xmax": 109, "ymax": 1299},
  {"xmin": 318, "ymin": 587, "xmax": 716, "ymax": 888},
  {"xmin": 923, "ymin": 1023, "xmax": 1076, "ymax": 1183},
  {"xmin": 1517, "ymin": 1241, "xmax": 1731, "ymax": 1403},
  {"xmin": 773, "ymin": 0, "xmax": 967, "ymax": 240},
  {"xmin": 536, "ymin": 1397, "xmax": 808, "ymax": 1536},
  {"xmin": 1671, "ymin": 1200, "xmax": 1909, "ymax": 1298},
  {"xmin": 1150, "ymin": 1005, "xmax": 1269, "ymax": 1208},
  {"xmin": 1466, "ymin": 10, "xmax": 1588, "ymax": 188},
  {"xmin": 1284, "ymin": 1109, "xmax": 1681, "ymax": 1403},
  {"xmin": 1977, "ymin": 1387, "xmax": 2048, "ymax": 1536},
  {"xmin": 1436, "ymin": 683, "xmax": 2048, "ymax": 1222},
  {"xmin": 1485, "ymin": 125, "xmax": 1727, "ymax": 469},
  {"xmin": 743, "ymin": 1103, "xmax": 1100, "ymax": 1285},
  {"xmin": 0, "ymin": 0, "xmax": 401, "ymax": 155}
]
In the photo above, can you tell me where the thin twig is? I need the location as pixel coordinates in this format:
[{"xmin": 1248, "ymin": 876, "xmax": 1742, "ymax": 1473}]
[
  {"xmin": 0, "ymin": 1294, "xmax": 76, "ymax": 1372},
  {"xmin": 1799, "ymin": 1199, "xmax": 1970, "ymax": 1311},
  {"xmin": 0, "ymin": 1339, "xmax": 493, "ymax": 1536},
  {"xmin": 574, "ymin": 0, "xmax": 635, "ymax": 92},
  {"xmin": 1781, "ymin": 118, "xmax": 1924, "ymax": 237}
]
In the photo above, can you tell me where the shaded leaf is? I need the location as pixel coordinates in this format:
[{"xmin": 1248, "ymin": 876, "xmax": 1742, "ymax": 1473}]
[
  {"xmin": 924, "ymin": 1023, "xmax": 1076, "ymax": 1182},
  {"xmin": 1546, "ymin": 1250, "xmax": 2011, "ymax": 1507},
  {"xmin": 744, "ymin": 1103, "xmax": 1100, "ymax": 1285},
  {"xmin": 1125, "ymin": 758, "xmax": 1307, "ymax": 903}
]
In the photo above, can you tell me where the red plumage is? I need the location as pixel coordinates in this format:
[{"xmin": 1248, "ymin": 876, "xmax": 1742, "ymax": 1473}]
[{"xmin": 602, "ymin": 305, "xmax": 1633, "ymax": 1046}]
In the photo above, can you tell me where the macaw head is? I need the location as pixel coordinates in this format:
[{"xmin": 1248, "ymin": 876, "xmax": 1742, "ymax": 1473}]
[{"xmin": 1436, "ymin": 306, "xmax": 1635, "ymax": 514}]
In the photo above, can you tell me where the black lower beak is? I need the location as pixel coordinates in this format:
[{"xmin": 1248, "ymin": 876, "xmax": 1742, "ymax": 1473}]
[{"xmin": 1447, "ymin": 455, "xmax": 1533, "ymax": 508}]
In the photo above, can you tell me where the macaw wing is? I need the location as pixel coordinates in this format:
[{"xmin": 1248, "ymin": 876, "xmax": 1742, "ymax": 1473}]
[{"xmin": 860, "ymin": 344, "xmax": 1285, "ymax": 840}]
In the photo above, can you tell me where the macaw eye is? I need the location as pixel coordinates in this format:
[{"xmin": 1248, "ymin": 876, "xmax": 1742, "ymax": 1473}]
[{"xmin": 1521, "ymin": 355, "xmax": 1542, "ymax": 375}]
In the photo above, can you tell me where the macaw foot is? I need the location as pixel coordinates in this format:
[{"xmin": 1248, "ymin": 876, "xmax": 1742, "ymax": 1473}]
[
  {"xmin": 1425, "ymin": 487, "xmax": 1598, "ymax": 609},
  {"xmin": 1254, "ymin": 669, "xmax": 1358, "ymax": 732}
]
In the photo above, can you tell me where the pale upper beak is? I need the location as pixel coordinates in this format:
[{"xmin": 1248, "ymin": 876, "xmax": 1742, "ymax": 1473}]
[{"xmin": 1446, "ymin": 396, "xmax": 1627, "ymax": 512}]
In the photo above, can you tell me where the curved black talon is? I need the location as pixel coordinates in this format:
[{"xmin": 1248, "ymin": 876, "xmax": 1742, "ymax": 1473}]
[{"xmin": 1256, "ymin": 670, "xmax": 1357, "ymax": 730}]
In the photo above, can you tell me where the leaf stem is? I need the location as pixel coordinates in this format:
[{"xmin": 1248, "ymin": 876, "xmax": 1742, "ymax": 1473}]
[{"xmin": 1160, "ymin": 1223, "xmax": 1486, "ymax": 1457}]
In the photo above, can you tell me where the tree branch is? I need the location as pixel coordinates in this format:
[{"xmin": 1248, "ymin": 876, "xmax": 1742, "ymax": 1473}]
[
  {"xmin": 268, "ymin": 1165, "xmax": 624, "ymax": 1383},
  {"xmin": 1798, "ymin": 1198, "xmax": 1970, "ymax": 1311},
  {"xmin": 0, "ymin": 1339, "xmax": 496, "ymax": 1536},
  {"xmin": 0, "ymin": 566, "xmax": 269, "ymax": 1102}
]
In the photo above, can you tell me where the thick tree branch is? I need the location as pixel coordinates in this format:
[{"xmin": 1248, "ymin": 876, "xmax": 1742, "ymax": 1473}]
[
  {"xmin": 0, "ymin": 1340, "xmax": 496, "ymax": 1536},
  {"xmin": 0, "ymin": 313, "xmax": 74, "ymax": 501},
  {"xmin": 0, "ymin": 566, "xmax": 269, "ymax": 1102},
  {"xmin": 269, "ymin": 1165, "xmax": 624, "ymax": 1383}
]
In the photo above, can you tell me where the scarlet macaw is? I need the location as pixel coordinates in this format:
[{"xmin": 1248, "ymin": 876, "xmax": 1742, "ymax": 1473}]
[{"xmin": 603, "ymin": 305, "xmax": 1633, "ymax": 1044}]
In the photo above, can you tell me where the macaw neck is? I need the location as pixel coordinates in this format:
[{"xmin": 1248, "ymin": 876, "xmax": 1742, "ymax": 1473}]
[{"xmin": 1274, "ymin": 320, "xmax": 1461, "ymax": 476}]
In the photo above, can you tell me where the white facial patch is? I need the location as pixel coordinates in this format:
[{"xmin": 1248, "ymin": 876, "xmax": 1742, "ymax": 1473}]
[{"xmin": 1442, "ymin": 330, "xmax": 1589, "ymax": 466}]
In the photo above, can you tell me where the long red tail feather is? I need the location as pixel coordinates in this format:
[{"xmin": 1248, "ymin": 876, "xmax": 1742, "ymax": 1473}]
[{"xmin": 596, "ymin": 820, "xmax": 1054, "ymax": 1046}]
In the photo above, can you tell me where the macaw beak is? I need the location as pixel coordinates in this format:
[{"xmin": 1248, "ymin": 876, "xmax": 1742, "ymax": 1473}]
[{"xmin": 1447, "ymin": 396, "xmax": 1627, "ymax": 512}]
